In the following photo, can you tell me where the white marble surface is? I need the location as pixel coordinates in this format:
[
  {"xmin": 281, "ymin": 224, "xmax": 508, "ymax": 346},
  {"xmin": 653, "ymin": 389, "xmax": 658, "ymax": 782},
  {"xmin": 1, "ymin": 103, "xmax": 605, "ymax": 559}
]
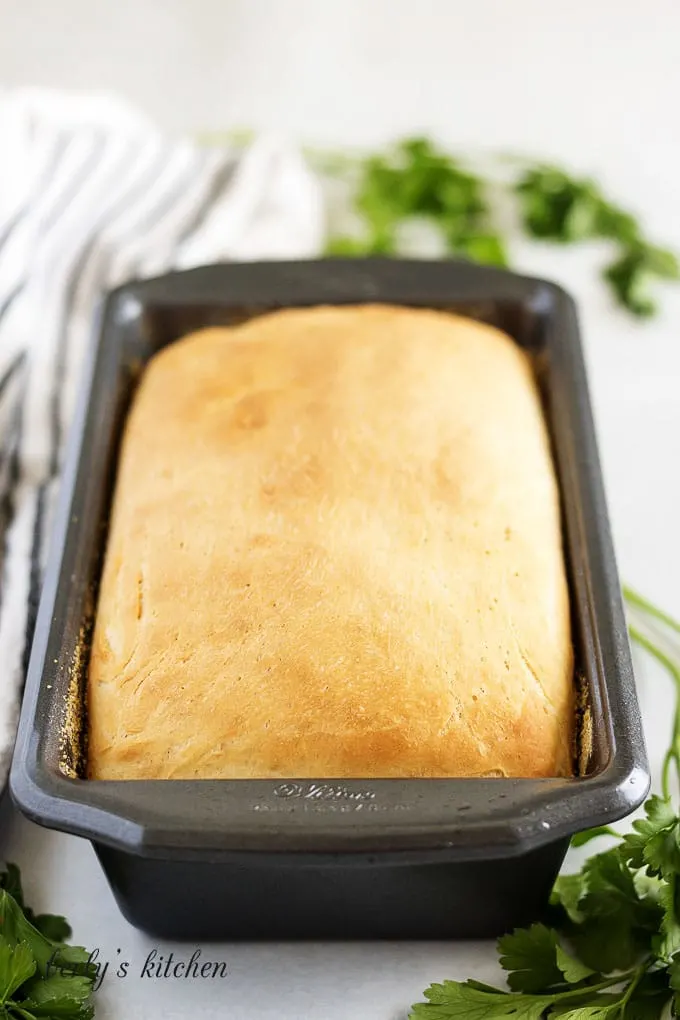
[{"xmin": 1, "ymin": 1, "xmax": 680, "ymax": 1017}]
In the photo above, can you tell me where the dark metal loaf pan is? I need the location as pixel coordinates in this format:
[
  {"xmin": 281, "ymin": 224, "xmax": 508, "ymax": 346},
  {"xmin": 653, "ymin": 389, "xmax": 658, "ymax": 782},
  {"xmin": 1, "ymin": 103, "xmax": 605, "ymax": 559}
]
[{"xmin": 10, "ymin": 259, "xmax": 649, "ymax": 939}]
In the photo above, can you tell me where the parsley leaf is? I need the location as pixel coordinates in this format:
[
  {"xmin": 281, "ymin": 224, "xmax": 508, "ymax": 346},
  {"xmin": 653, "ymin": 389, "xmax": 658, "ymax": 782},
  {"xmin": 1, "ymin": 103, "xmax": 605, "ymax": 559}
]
[
  {"xmin": 553, "ymin": 948, "xmax": 596, "ymax": 986},
  {"xmin": 621, "ymin": 796, "xmax": 679, "ymax": 876},
  {"xmin": 28, "ymin": 914, "xmax": 73, "ymax": 945},
  {"xmin": 21, "ymin": 973, "xmax": 95, "ymax": 1018},
  {"xmin": 0, "ymin": 939, "xmax": 36, "ymax": 1002},
  {"xmin": 409, "ymin": 980, "xmax": 551, "ymax": 1019},
  {"xmin": 514, "ymin": 166, "xmax": 606, "ymax": 243},
  {"xmin": 495, "ymin": 923, "xmax": 597, "ymax": 995},
  {"xmin": 496, "ymin": 924, "xmax": 595, "ymax": 993},
  {"xmin": 604, "ymin": 242, "xmax": 680, "ymax": 318},
  {"xmin": 593, "ymin": 203, "xmax": 640, "ymax": 245},
  {"xmin": 498, "ymin": 925, "xmax": 563, "ymax": 992},
  {"xmin": 652, "ymin": 876, "xmax": 680, "ymax": 961},
  {"xmin": 550, "ymin": 873, "xmax": 586, "ymax": 924}
]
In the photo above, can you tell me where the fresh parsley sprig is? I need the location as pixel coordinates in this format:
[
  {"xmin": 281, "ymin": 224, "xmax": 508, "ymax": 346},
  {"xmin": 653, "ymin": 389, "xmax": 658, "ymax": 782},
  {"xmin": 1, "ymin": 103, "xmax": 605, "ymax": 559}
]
[
  {"xmin": 325, "ymin": 137, "xmax": 507, "ymax": 266},
  {"xmin": 320, "ymin": 137, "xmax": 678, "ymax": 319},
  {"xmin": 410, "ymin": 586, "xmax": 680, "ymax": 1019},
  {"xmin": 326, "ymin": 137, "xmax": 508, "ymax": 267},
  {"xmin": 0, "ymin": 865, "xmax": 95, "ymax": 1019},
  {"xmin": 514, "ymin": 165, "xmax": 680, "ymax": 318}
]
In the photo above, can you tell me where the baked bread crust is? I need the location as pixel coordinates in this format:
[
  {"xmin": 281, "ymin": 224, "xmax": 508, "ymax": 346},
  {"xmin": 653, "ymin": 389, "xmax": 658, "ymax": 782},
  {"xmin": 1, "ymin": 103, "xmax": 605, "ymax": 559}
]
[{"xmin": 87, "ymin": 304, "xmax": 574, "ymax": 779}]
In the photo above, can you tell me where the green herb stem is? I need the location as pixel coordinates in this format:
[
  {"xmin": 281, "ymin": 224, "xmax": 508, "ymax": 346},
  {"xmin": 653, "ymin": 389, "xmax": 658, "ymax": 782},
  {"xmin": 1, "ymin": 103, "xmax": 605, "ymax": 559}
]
[
  {"xmin": 549, "ymin": 971, "xmax": 638, "ymax": 1000},
  {"xmin": 11, "ymin": 1007, "xmax": 37, "ymax": 1020},
  {"xmin": 617, "ymin": 963, "xmax": 647, "ymax": 1015},
  {"xmin": 624, "ymin": 586, "xmax": 680, "ymax": 636},
  {"xmin": 628, "ymin": 624, "xmax": 680, "ymax": 800}
]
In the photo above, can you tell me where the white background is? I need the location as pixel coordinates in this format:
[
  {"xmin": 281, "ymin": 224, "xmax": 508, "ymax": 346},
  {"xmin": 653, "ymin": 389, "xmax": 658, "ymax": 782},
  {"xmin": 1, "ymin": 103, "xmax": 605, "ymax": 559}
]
[{"xmin": 1, "ymin": 1, "xmax": 680, "ymax": 1017}]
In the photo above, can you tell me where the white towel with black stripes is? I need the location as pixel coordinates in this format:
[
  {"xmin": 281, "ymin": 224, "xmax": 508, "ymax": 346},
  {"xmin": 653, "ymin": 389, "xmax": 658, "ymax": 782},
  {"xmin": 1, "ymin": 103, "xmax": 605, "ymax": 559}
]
[{"xmin": 0, "ymin": 88, "xmax": 325, "ymax": 783}]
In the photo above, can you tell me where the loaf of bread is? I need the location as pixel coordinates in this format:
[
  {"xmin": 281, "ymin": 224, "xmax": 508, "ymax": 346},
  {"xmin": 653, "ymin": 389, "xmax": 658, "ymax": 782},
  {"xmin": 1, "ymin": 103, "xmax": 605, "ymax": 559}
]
[{"xmin": 87, "ymin": 304, "xmax": 574, "ymax": 780}]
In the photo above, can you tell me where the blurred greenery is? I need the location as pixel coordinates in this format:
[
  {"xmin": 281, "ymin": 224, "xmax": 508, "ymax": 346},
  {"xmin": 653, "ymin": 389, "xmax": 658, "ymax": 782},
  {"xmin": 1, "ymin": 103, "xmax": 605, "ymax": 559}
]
[{"xmin": 198, "ymin": 130, "xmax": 679, "ymax": 318}]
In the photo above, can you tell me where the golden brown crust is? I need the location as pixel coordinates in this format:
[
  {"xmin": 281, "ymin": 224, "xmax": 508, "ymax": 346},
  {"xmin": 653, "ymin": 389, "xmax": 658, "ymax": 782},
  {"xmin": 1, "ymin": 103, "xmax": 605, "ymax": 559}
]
[{"xmin": 87, "ymin": 304, "xmax": 574, "ymax": 780}]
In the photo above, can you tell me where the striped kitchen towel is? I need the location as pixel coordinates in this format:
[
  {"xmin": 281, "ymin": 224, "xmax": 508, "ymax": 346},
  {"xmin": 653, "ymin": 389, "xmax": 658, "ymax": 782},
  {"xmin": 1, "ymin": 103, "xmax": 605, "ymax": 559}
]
[{"xmin": 0, "ymin": 88, "xmax": 325, "ymax": 782}]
